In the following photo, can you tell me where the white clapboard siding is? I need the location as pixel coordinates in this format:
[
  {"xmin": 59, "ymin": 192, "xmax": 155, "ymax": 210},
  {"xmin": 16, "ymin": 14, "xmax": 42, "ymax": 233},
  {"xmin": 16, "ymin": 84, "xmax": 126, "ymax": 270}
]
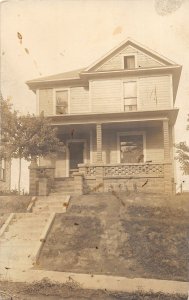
[
  {"xmin": 39, "ymin": 89, "xmax": 54, "ymax": 115},
  {"xmin": 97, "ymin": 45, "xmax": 163, "ymax": 71},
  {"xmin": 70, "ymin": 87, "xmax": 90, "ymax": 113},
  {"xmin": 90, "ymin": 79, "xmax": 122, "ymax": 112},
  {"xmin": 138, "ymin": 75, "xmax": 172, "ymax": 111}
]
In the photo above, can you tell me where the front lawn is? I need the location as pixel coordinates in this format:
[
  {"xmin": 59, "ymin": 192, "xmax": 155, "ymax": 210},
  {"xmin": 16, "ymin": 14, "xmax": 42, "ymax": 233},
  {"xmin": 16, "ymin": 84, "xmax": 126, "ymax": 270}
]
[
  {"xmin": 0, "ymin": 279, "xmax": 187, "ymax": 299},
  {"xmin": 0, "ymin": 195, "xmax": 31, "ymax": 228},
  {"xmin": 37, "ymin": 192, "xmax": 189, "ymax": 282}
]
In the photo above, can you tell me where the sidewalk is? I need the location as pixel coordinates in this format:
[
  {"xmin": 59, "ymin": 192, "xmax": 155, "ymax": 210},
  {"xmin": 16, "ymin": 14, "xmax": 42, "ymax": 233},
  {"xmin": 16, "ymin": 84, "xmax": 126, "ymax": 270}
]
[{"xmin": 1, "ymin": 268, "xmax": 188, "ymax": 295}]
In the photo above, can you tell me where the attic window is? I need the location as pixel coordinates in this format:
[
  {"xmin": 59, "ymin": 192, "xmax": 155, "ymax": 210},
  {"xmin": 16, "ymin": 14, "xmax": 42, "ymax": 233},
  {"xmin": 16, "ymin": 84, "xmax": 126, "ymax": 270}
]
[{"xmin": 123, "ymin": 55, "xmax": 135, "ymax": 69}]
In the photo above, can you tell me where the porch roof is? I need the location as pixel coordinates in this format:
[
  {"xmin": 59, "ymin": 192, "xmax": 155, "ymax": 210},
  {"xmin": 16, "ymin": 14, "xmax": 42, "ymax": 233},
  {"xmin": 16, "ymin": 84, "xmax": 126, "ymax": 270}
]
[{"xmin": 48, "ymin": 108, "xmax": 178, "ymax": 126}]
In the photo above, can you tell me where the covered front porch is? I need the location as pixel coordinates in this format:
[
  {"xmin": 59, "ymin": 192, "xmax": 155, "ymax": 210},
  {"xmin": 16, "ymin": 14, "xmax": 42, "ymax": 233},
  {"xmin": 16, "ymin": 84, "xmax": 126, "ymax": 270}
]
[{"xmin": 29, "ymin": 111, "xmax": 175, "ymax": 195}]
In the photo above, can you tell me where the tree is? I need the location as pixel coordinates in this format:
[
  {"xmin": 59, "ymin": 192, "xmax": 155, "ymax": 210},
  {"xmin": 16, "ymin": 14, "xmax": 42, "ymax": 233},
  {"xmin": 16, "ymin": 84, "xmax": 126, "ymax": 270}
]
[
  {"xmin": 176, "ymin": 114, "xmax": 189, "ymax": 175},
  {"xmin": 10, "ymin": 113, "xmax": 64, "ymax": 193},
  {"xmin": 1, "ymin": 98, "xmax": 64, "ymax": 193}
]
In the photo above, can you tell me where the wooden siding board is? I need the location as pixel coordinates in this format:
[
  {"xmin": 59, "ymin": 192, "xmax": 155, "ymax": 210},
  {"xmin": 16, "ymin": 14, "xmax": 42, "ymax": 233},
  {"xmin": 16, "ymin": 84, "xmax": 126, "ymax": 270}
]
[
  {"xmin": 39, "ymin": 89, "xmax": 54, "ymax": 116},
  {"xmin": 91, "ymin": 80, "xmax": 122, "ymax": 112},
  {"xmin": 97, "ymin": 45, "xmax": 163, "ymax": 71},
  {"xmin": 70, "ymin": 87, "xmax": 90, "ymax": 113},
  {"xmin": 138, "ymin": 75, "xmax": 172, "ymax": 111}
]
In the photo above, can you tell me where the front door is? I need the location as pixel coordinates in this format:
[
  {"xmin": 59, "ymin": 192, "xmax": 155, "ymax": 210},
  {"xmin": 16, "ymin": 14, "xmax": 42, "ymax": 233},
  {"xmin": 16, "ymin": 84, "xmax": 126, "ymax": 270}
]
[{"xmin": 69, "ymin": 142, "xmax": 84, "ymax": 174}]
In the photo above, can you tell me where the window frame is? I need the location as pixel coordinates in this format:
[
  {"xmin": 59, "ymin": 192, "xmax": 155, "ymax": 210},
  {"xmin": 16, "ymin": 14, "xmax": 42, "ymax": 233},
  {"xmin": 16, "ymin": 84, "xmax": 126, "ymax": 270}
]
[
  {"xmin": 117, "ymin": 131, "xmax": 146, "ymax": 164},
  {"xmin": 122, "ymin": 53, "xmax": 137, "ymax": 70},
  {"xmin": 53, "ymin": 88, "xmax": 70, "ymax": 115},
  {"xmin": 122, "ymin": 80, "xmax": 138, "ymax": 112}
]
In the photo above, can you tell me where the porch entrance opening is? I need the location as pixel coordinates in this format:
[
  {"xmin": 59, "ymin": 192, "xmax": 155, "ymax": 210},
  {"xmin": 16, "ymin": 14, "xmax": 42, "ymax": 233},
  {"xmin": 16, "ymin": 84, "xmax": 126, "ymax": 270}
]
[{"xmin": 69, "ymin": 142, "xmax": 84, "ymax": 174}]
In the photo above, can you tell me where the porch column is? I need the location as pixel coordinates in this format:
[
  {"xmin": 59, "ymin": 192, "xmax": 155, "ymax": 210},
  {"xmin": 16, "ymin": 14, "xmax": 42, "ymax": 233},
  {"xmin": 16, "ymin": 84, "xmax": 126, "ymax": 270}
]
[
  {"xmin": 163, "ymin": 119, "xmax": 172, "ymax": 194},
  {"xmin": 95, "ymin": 123, "xmax": 104, "ymax": 192},
  {"xmin": 163, "ymin": 119, "xmax": 170, "ymax": 161},
  {"xmin": 96, "ymin": 123, "xmax": 103, "ymax": 163}
]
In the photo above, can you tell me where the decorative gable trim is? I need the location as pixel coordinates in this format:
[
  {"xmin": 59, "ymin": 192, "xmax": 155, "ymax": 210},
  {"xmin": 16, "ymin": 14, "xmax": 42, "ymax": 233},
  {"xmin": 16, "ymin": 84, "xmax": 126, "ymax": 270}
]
[{"xmin": 84, "ymin": 38, "xmax": 177, "ymax": 72}]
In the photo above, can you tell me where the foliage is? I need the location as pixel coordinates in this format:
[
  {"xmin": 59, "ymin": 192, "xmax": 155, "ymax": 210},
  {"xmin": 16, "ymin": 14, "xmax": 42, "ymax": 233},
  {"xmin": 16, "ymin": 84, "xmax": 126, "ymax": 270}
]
[
  {"xmin": 5, "ymin": 113, "xmax": 64, "ymax": 161},
  {"xmin": 0, "ymin": 96, "xmax": 18, "ymax": 157},
  {"xmin": 175, "ymin": 114, "xmax": 189, "ymax": 174},
  {"xmin": 1, "ymin": 97, "xmax": 64, "ymax": 193}
]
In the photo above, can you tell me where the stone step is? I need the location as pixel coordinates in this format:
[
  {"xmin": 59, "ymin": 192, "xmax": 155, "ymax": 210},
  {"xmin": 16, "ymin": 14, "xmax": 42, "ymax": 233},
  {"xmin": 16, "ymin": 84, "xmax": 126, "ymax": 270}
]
[
  {"xmin": 32, "ymin": 206, "xmax": 66, "ymax": 213},
  {"xmin": 4, "ymin": 227, "xmax": 43, "ymax": 235},
  {"xmin": 3, "ymin": 230, "xmax": 42, "ymax": 239},
  {"xmin": 0, "ymin": 247, "xmax": 35, "ymax": 258},
  {"xmin": 14, "ymin": 213, "xmax": 50, "ymax": 218},
  {"xmin": 54, "ymin": 185, "xmax": 74, "ymax": 190},
  {"xmin": 34, "ymin": 205, "xmax": 65, "ymax": 212},
  {"xmin": 34, "ymin": 201, "xmax": 64, "ymax": 207},
  {"xmin": 11, "ymin": 218, "xmax": 48, "ymax": 225},
  {"xmin": 51, "ymin": 191, "xmax": 75, "ymax": 196},
  {"xmin": 5, "ymin": 222, "xmax": 46, "ymax": 232},
  {"xmin": 3, "ymin": 234, "xmax": 42, "ymax": 241},
  {"xmin": 0, "ymin": 260, "xmax": 33, "ymax": 269},
  {"xmin": 0, "ymin": 240, "xmax": 37, "ymax": 248}
]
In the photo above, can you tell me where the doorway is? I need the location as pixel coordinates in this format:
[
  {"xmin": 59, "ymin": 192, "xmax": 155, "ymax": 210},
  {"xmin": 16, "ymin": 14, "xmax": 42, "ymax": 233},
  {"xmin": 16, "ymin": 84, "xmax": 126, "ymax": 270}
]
[{"xmin": 67, "ymin": 140, "xmax": 86, "ymax": 176}]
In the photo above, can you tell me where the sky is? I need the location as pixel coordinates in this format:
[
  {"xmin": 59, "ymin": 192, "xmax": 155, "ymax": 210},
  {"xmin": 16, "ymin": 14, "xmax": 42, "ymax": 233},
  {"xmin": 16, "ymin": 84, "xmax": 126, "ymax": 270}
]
[{"xmin": 0, "ymin": 0, "xmax": 189, "ymax": 192}]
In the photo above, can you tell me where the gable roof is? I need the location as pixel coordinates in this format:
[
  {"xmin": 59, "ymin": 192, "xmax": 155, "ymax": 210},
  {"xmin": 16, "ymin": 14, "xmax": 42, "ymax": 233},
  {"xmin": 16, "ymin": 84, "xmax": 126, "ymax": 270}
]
[
  {"xmin": 26, "ymin": 38, "xmax": 181, "ymax": 93},
  {"xmin": 27, "ymin": 68, "xmax": 85, "ymax": 84},
  {"xmin": 84, "ymin": 38, "xmax": 177, "ymax": 72}
]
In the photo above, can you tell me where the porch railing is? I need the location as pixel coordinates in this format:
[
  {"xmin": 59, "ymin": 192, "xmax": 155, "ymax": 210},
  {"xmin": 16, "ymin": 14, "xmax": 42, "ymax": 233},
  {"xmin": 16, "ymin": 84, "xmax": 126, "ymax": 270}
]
[{"xmin": 78, "ymin": 163, "xmax": 164, "ymax": 178}]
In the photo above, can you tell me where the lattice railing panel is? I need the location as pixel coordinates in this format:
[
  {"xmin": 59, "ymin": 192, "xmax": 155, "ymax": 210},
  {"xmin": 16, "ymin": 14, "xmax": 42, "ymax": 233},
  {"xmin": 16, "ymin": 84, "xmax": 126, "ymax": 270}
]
[
  {"xmin": 104, "ymin": 164, "xmax": 164, "ymax": 177},
  {"xmin": 85, "ymin": 166, "xmax": 96, "ymax": 177}
]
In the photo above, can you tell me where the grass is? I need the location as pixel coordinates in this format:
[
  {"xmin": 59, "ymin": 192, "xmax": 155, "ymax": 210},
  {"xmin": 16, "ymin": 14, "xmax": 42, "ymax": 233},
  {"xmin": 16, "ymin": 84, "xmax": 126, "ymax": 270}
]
[
  {"xmin": 0, "ymin": 195, "xmax": 31, "ymax": 228},
  {"xmin": 0, "ymin": 278, "xmax": 187, "ymax": 299},
  {"xmin": 37, "ymin": 192, "xmax": 189, "ymax": 282}
]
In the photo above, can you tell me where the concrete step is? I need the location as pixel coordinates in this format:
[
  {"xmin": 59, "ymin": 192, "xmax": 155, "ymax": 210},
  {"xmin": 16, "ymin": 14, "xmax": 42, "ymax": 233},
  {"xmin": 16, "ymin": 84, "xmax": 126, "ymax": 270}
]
[
  {"xmin": 7, "ymin": 222, "xmax": 46, "ymax": 229},
  {"xmin": 11, "ymin": 219, "xmax": 48, "ymax": 226},
  {"xmin": 32, "ymin": 206, "xmax": 66, "ymax": 213},
  {"xmin": 51, "ymin": 191, "xmax": 75, "ymax": 196},
  {"xmin": 3, "ymin": 230, "xmax": 42, "ymax": 239},
  {"xmin": 14, "ymin": 213, "xmax": 50, "ymax": 219},
  {"xmin": 4, "ymin": 227, "xmax": 43, "ymax": 235},
  {"xmin": 34, "ymin": 201, "xmax": 64, "ymax": 207},
  {"xmin": 0, "ymin": 260, "xmax": 33, "ymax": 269}
]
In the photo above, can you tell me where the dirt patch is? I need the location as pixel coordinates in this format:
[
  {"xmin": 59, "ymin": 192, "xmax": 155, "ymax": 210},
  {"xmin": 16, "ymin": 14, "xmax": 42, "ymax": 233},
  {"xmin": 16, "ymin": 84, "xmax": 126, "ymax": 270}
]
[
  {"xmin": 0, "ymin": 279, "xmax": 186, "ymax": 299},
  {"xmin": 37, "ymin": 192, "xmax": 189, "ymax": 281},
  {"xmin": 0, "ymin": 196, "xmax": 31, "ymax": 214}
]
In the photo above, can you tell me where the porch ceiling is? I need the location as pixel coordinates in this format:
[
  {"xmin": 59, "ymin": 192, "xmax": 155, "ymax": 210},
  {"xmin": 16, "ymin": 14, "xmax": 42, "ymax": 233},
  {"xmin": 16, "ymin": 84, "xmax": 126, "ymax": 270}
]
[{"xmin": 49, "ymin": 109, "xmax": 178, "ymax": 126}]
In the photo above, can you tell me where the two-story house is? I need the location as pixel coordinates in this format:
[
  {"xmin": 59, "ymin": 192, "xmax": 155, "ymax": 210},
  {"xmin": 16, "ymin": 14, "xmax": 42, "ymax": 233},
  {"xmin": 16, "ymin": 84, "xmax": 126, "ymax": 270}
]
[{"xmin": 26, "ymin": 38, "xmax": 181, "ymax": 195}]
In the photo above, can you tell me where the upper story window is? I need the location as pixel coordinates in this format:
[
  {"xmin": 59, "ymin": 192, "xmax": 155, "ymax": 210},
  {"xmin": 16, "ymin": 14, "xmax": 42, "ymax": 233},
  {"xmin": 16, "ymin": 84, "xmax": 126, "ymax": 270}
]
[
  {"xmin": 123, "ymin": 55, "xmax": 135, "ymax": 69},
  {"xmin": 123, "ymin": 81, "xmax": 137, "ymax": 111},
  {"xmin": 56, "ymin": 90, "xmax": 69, "ymax": 115}
]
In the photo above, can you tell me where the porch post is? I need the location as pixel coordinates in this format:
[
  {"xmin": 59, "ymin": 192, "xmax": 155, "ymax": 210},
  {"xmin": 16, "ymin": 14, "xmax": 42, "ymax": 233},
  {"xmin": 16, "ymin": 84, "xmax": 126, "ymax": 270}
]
[
  {"xmin": 95, "ymin": 123, "xmax": 104, "ymax": 192},
  {"xmin": 163, "ymin": 119, "xmax": 172, "ymax": 194},
  {"xmin": 96, "ymin": 123, "xmax": 103, "ymax": 162}
]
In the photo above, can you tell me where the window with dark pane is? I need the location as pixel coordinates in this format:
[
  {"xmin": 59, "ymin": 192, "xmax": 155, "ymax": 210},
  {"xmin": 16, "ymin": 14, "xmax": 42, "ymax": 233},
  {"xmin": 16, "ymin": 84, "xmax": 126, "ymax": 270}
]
[
  {"xmin": 56, "ymin": 90, "xmax": 68, "ymax": 114},
  {"xmin": 120, "ymin": 135, "xmax": 144, "ymax": 163},
  {"xmin": 124, "ymin": 55, "xmax": 135, "ymax": 69}
]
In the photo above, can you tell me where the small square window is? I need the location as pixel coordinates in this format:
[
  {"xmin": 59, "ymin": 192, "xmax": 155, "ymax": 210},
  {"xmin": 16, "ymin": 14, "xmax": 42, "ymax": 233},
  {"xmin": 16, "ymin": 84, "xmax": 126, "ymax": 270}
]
[{"xmin": 124, "ymin": 55, "xmax": 135, "ymax": 69}]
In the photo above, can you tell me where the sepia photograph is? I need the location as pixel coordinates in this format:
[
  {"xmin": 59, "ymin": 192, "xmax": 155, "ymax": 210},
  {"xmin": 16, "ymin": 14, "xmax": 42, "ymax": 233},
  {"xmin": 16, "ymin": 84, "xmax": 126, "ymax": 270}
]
[{"xmin": 0, "ymin": 0, "xmax": 188, "ymax": 299}]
